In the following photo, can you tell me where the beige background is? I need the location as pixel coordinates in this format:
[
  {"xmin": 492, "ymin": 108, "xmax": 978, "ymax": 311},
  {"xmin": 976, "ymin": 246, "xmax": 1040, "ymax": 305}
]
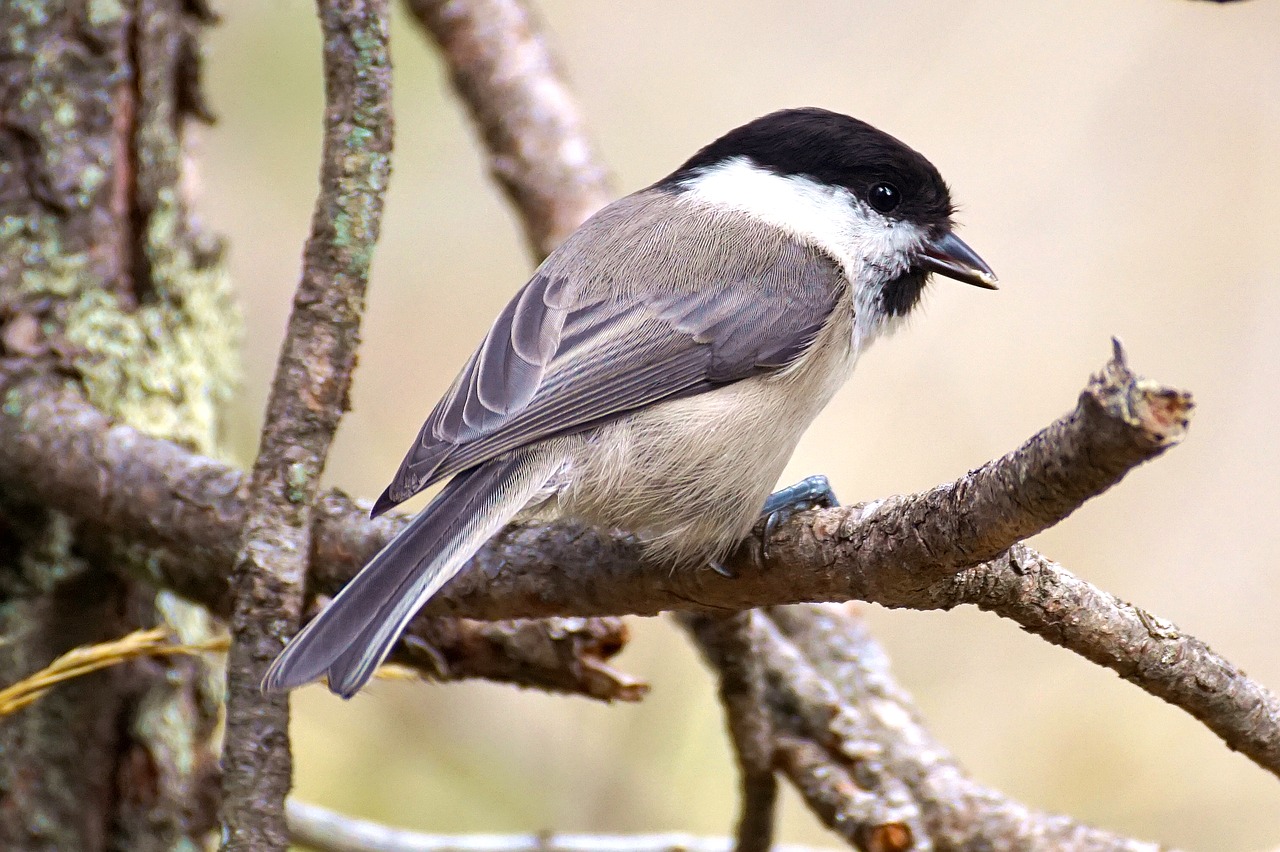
[{"xmin": 200, "ymin": 1, "xmax": 1280, "ymax": 848}]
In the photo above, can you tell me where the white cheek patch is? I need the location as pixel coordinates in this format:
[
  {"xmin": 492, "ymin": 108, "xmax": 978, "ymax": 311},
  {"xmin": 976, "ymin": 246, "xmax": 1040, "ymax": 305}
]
[{"xmin": 678, "ymin": 156, "xmax": 925, "ymax": 348}]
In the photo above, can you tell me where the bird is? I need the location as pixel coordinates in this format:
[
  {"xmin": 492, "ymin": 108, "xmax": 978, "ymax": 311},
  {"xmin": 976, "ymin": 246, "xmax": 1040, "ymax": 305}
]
[{"xmin": 263, "ymin": 107, "xmax": 996, "ymax": 697}]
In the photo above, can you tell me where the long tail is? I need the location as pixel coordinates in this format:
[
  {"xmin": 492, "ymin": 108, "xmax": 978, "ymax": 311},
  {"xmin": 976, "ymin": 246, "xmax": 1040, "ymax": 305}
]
[{"xmin": 262, "ymin": 450, "xmax": 558, "ymax": 698}]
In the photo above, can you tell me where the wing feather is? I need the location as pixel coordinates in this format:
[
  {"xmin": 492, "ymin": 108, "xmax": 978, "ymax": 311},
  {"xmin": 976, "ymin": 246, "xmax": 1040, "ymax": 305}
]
[{"xmin": 372, "ymin": 197, "xmax": 845, "ymax": 517}]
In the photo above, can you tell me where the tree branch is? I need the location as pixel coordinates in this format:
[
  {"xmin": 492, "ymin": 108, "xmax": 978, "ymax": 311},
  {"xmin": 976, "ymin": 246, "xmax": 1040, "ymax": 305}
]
[
  {"xmin": 689, "ymin": 605, "xmax": 1173, "ymax": 851},
  {"xmin": 682, "ymin": 612, "xmax": 779, "ymax": 852},
  {"xmin": 403, "ymin": 0, "xmax": 611, "ymax": 260},
  {"xmin": 1, "ymin": 0, "xmax": 1260, "ymax": 845},
  {"xmin": 760, "ymin": 605, "xmax": 1174, "ymax": 850},
  {"xmin": 912, "ymin": 544, "xmax": 1280, "ymax": 778},
  {"xmin": 393, "ymin": 0, "xmax": 1269, "ymax": 840},
  {"xmin": 6, "ymin": 342, "xmax": 1275, "ymax": 785},
  {"xmin": 687, "ymin": 613, "xmax": 926, "ymax": 848},
  {"xmin": 286, "ymin": 799, "xmax": 839, "ymax": 852},
  {"xmin": 0, "ymin": 370, "xmax": 645, "ymax": 702},
  {"xmin": 219, "ymin": 1, "xmax": 392, "ymax": 849},
  {"xmin": 411, "ymin": 341, "xmax": 1194, "ymax": 621}
]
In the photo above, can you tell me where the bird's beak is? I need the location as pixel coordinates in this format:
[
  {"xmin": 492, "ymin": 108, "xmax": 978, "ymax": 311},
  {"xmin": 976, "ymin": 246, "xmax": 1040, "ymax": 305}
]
[{"xmin": 919, "ymin": 231, "xmax": 998, "ymax": 290}]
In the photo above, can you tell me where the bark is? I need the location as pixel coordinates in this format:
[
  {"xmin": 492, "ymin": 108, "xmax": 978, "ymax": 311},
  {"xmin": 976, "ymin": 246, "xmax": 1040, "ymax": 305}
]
[
  {"xmin": 218, "ymin": 1, "xmax": 392, "ymax": 848},
  {"xmin": 0, "ymin": 1, "xmax": 229, "ymax": 849},
  {"xmin": 0, "ymin": 372, "xmax": 646, "ymax": 702},
  {"xmin": 763, "ymin": 605, "xmax": 1168, "ymax": 850},
  {"xmin": 693, "ymin": 613, "xmax": 779, "ymax": 852}
]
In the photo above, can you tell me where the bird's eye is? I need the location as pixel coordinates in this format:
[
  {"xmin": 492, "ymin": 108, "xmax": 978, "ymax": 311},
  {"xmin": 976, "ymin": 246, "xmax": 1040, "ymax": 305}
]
[{"xmin": 868, "ymin": 182, "xmax": 901, "ymax": 214}]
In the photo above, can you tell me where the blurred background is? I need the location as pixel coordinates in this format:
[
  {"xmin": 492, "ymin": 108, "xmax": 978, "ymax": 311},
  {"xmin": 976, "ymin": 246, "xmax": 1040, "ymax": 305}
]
[{"xmin": 199, "ymin": 1, "xmax": 1280, "ymax": 848}]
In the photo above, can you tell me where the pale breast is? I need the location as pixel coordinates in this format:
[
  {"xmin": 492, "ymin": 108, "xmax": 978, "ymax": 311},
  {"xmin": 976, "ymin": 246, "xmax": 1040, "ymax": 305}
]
[{"xmin": 552, "ymin": 302, "xmax": 858, "ymax": 564}]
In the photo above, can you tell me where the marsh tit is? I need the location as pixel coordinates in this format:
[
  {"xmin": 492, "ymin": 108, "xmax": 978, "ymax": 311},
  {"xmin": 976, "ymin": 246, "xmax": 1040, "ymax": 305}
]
[{"xmin": 265, "ymin": 107, "xmax": 997, "ymax": 697}]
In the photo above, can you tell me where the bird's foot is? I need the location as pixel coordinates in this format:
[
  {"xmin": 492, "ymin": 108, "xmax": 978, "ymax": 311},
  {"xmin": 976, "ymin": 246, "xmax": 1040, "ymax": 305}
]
[{"xmin": 758, "ymin": 475, "xmax": 840, "ymax": 561}]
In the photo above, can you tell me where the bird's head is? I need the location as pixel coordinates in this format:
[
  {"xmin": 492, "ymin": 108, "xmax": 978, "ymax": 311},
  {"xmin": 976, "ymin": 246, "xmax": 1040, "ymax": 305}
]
[{"xmin": 664, "ymin": 107, "xmax": 996, "ymax": 326}]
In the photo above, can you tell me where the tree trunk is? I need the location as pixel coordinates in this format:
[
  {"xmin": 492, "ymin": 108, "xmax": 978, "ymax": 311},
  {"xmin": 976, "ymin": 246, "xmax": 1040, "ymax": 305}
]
[{"xmin": 0, "ymin": 1, "xmax": 233, "ymax": 848}]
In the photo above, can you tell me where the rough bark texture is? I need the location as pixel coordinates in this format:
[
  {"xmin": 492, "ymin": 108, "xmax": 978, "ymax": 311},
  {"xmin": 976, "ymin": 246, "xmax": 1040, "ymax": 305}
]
[
  {"xmin": 0, "ymin": 346, "xmax": 1192, "ymax": 623},
  {"xmin": 218, "ymin": 0, "xmax": 392, "ymax": 849},
  {"xmin": 761, "ymin": 605, "xmax": 1169, "ymax": 851},
  {"xmin": 0, "ymin": 1, "xmax": 231, "ymax": 850},
  {"xmin": 406, "ymin": 344, "xmax": 1194, "ymax": 622},
  {"xmin": 0, "ymin": 373, "xmax": 646, "ymax": 702},
  {"xmin": 924, "ymin": 545, "xmax": 1280, "ymax": 778},
  {"xmin": 684, "ymin": 606, "xmax": 1176, "ymax": 851},
  {"xmin": 692, "ymin": 613, "xmax": 779, "ymax": 852}
]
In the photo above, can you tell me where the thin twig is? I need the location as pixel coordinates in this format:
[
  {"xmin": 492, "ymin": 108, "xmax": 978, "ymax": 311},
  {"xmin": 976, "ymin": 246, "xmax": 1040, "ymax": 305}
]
[
  {"xmin": 710, "ymin": 605, "xmax": 1175, "ymax": 850},
  {"xmin": 404, "ymin": 0, "xmax": 611, "ymax": 260},
  {"xmin": 0, "ymin": 628, "xmax": 588, "ymax": 716},
  {"xmin": 382, "ymin": 612, "xmax": 647, "ymax": 701},
  {"xmin": 219, "ymin": 0, "xmax": 392, "ymax": 848},
  {"xmin": 680, "ymin": 612, "xmax": 779, "ymax": 852},
  {"xmin": 286, "ymin": 799, "xmax": 839, "ymax": 852},
  {"xmin": 772, "ymin": 734, "xmax": 917, "ymax": 852}
]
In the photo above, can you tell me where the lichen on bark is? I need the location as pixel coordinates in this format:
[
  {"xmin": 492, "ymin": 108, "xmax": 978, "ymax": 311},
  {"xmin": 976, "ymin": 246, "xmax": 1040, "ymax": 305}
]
[
  {"xmin": 1, "ymin": 13, "xmax": 237, "ymax": 450},
  {"xmin": 57, "ymin": 194, "xmax": 239, "ymax": 449},
  {"xmin": 0, "ymin": 1, "xmax": 234, "ymax": 848}
]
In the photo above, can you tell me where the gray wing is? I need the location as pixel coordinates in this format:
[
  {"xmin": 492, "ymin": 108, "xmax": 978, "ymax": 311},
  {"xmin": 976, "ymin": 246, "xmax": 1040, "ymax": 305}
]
[{"xmin": 371, "ymin": 237, "xmax": 844, "ymax": 516}]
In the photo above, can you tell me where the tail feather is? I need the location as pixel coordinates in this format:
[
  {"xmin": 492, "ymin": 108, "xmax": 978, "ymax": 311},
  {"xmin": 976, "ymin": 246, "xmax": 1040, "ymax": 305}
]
[{"xmin": 262, "ymin": 450, "xmax": 558, "ymax": 697}]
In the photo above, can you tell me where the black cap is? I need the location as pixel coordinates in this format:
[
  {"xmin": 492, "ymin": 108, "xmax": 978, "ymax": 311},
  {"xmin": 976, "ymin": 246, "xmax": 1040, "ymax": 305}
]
[{"xmin": 662, "ymin": 107, "xmax": 955, "ymax": 232}]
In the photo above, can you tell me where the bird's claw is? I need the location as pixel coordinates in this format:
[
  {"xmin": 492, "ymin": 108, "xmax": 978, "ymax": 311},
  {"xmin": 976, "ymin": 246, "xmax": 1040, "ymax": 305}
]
[
  {"xmin": 758, "ymin": 475, "xmax": 840, "ymax": 562},
  {"xmin": 708, "ymin": 557, "xmax": 736, "ymax": 579}
]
